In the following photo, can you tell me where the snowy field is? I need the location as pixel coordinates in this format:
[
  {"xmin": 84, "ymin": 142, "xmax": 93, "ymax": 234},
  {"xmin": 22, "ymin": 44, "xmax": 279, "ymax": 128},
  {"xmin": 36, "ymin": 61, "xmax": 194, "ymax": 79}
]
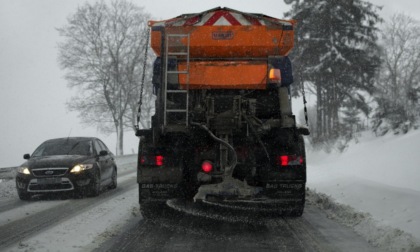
[{"xmin": 1, "ymin": 132, "xmax": 420, "ymax": 251}]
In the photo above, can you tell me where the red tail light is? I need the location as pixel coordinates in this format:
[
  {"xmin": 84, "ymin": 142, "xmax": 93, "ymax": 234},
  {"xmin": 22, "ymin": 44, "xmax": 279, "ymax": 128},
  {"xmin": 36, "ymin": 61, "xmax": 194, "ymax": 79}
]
[
  {"xmin": 140, "ymin": 155, "xmax": 164, "ymax": 166},
  {"xmin": 280, "ymin": 155, "xmax": 289, "ymax": 166},
  {"xmin": 201, "ymin": 161, "xmax": 213, "ymax": 173},
  {"xmin": 278, "ymin": 155, "xmax": 303, "ymax": 166},
  {"xmin": 155, "ymin": 155, "xmax": 164, "ymax": 166}
]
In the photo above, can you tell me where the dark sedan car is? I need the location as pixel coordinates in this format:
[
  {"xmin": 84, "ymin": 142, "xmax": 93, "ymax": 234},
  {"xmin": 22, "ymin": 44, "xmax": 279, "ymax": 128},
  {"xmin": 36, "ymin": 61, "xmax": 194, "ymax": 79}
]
[{"xmin": 16, "ymin": 137, "xmax": 117, "ymax": 200}]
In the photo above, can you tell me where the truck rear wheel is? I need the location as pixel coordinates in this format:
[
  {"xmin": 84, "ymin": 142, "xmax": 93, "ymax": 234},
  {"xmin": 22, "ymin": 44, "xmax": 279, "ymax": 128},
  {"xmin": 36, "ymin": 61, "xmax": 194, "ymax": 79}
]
[
  {"xmin": 289, "ymin": 135, "xmax": 306, "ymax": 217},
  {"xmin": 289, "ymin": 190, "xmax": 305, "ymax": 217},
  {"xmin": 267, "ymin": 134, "xmax": 306, "ymax": 217}
]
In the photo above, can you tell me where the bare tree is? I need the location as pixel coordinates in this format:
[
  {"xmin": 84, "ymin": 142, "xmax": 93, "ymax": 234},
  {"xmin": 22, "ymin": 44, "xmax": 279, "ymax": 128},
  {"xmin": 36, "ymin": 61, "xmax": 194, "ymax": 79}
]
[
  {"xmin": 58, "ymin": 0, "xmax": 151, "ymax": 155},
  {"xmin": 373, "ymin": 13, "xmax": 420, "ymax": 134}
]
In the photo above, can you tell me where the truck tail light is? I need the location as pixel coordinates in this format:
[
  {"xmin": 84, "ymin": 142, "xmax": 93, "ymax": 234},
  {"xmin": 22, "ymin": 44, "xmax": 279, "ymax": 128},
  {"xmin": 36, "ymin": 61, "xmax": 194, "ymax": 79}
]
[
  {"xmin": 278, "ymin": 155, "xmax": 303, "ymax": 166},
  {"xmin": 269, "ymin": 68, "xmax": 281, "ymax": 82},
  {"xmin": 140, "ymin": 155, "xmax": 164, "ymax": 166},
  {"xmin": 155, "ymin": 155, "xmax": 164, "ymax": 166},
  {"xmin": 201, "ymin": 160, "xmax": 213, "ymax": 173}
]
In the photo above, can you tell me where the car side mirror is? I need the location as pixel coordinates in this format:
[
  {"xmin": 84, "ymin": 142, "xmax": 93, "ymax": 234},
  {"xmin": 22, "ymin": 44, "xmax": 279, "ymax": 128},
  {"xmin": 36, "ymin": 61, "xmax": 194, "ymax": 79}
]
[
  {"xmin": 99, "ymin": 150, "xmax": 108, "ymax": 156},
  {"xmin": 23, "ymin": 154, "xmax": 30, "ymax": 159}
]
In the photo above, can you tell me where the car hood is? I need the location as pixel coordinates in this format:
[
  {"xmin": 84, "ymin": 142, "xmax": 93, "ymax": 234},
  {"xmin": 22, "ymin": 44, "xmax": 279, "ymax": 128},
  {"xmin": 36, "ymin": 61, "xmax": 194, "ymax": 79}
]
[{"xmin": 24, "ymin": 155, "xmax": 93, "ymax": 169}]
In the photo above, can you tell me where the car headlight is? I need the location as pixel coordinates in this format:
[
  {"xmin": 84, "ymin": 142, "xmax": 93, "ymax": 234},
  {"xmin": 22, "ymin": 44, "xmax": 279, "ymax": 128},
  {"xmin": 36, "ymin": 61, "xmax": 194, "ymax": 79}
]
[
  {"xmin": 17, "ymin": 167, "xmax": 31, "ymax": 175},
  {"xmin": 70, "ymin": 164, "xmax": 94, "ymax": 174}
]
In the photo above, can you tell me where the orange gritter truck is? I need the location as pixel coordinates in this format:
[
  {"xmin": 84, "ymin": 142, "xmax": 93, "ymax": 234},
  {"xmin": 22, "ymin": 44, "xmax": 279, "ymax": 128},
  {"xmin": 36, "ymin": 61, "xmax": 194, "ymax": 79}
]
[{"xmin": 136, "ymin": 7, "xmax": 309, "ymax": 218}]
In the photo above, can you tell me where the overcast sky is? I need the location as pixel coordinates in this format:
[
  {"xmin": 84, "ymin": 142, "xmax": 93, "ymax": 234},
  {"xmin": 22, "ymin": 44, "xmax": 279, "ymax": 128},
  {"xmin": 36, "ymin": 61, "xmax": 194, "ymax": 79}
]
[{"xmin": 1, "ymin": 0, "xmax": 419, "ymax": 168}]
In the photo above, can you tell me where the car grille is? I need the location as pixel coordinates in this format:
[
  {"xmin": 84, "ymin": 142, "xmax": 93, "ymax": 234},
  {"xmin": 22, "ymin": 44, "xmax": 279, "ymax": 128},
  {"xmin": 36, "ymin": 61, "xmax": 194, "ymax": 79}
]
[
  {"xmin": 28, "ymin": 178, "xmax": 74, "ymax": 192},
  {"xmin": 32, "ymin": 167, "xmax": 69, "ymax": 177}
]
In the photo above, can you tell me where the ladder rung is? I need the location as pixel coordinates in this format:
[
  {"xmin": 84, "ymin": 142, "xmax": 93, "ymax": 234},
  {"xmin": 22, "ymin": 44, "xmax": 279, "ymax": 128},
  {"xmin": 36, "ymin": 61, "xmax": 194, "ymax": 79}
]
[
  {"xmin": 167, "ymin": 34, "xmax": 189, "ymax": 38},
  {"xmin": 168, "ymin": 52, "xmax": 189, "ymax": 56},
  {"xmin": 164, "ymin": 125, "xmax": 188, "ymax": 133},
  {"xmin": 167, "ymin": 71, "xmax": 188, "ymax": 74},
  {"xmin": 167, "ymin": 109, "xmax": 187, "ymax": 113},
  {"xmin": 167, "ymin": 90, "xmax": 187, "ymax": 93}
]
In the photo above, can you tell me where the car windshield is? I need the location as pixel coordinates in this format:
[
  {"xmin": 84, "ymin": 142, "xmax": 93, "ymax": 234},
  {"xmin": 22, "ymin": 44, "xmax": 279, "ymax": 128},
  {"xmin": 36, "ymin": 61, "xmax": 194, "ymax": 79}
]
[{"xmin": 31, "ymin": 139, "xmax": 92, "ymax": 157}]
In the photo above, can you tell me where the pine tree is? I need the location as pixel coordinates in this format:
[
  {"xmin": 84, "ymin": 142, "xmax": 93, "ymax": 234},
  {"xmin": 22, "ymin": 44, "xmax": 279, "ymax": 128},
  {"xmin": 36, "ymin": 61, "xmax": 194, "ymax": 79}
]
[
  {"xmin": 341, "ymin": 102, "xmax": 361, "ymax": 140},
  {"xmin": 284, "ymin": 0, "xmax": 382, "ymax": 144}
]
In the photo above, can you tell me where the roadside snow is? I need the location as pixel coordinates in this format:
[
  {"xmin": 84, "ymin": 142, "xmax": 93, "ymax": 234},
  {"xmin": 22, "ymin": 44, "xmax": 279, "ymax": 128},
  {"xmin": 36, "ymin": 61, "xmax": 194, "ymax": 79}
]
[
  {"xmin": 7, "ymin": 186, "xmax": 139, "ymax": 252},
  {"xmin": 0, "ymin": 179, "xmax": 18, "ymax": 200},
  {"xmin": 307, "ymin": 189, "xmax": 420, "ymax": 252},
  {"xmin": 307, "ymin": 130, "xmax": 420, "ymax": 251}
]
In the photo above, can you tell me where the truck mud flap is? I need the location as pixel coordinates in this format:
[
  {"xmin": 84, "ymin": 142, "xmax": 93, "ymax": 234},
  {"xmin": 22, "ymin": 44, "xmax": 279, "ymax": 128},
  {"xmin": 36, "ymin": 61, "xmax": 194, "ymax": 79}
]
[{"xmin": 263, "ymin": 182, "xmax": 305, "ymax": 199}]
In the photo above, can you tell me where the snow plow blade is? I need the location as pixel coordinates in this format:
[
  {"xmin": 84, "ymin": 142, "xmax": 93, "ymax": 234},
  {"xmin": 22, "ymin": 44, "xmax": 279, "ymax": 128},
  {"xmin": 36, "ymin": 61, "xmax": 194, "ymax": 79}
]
[
  {"xmin": 167, "ymin": 195, "xmax": 305, "ymax": 223},
  {"xmin": 165, "ymin": 178, "xmax": 306, "ymax": 219}
]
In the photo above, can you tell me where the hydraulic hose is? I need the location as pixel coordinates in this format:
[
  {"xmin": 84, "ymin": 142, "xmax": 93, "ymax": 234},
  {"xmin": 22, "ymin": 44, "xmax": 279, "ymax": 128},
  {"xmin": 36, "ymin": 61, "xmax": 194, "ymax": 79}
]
[
  {"xmin": 190, "ymin": 122, "xmax": 237, "ymax": 177},
  {"xmin": 242, "ymin": 114, "xmax": 270, "ymax": 161}
]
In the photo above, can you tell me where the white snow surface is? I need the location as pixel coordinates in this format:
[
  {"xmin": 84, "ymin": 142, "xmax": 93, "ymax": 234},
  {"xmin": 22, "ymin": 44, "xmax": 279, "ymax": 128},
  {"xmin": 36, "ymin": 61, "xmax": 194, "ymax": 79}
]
[
  {"xmin": 307, "ymin": 130, "xmax": 420, "ymax": 250},
  {"xmin": 1, "ymin": 132, "xmax": 420, "ymax": 251}
]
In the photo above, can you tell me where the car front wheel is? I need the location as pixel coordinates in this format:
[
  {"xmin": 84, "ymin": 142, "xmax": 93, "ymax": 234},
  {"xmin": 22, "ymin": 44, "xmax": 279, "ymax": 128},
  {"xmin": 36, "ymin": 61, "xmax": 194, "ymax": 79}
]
[
  {"xmin": 89, "ymin": 171, "xmax": 101, "ymax": 197},
  {"xmin": 108, "ymin": 167, "xmax": 117, "ymax": 189},
  {"xmin": 17, "ymin": 190, "xmax": 31, "ymax": 200}
]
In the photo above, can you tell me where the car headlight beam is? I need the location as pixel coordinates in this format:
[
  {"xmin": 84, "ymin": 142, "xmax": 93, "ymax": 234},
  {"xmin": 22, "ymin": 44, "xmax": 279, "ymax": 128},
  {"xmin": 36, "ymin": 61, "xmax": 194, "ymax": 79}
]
[
  {"xmin": 17, "ymin": 167, "xmax": 30, "ymax": 175},
  {"xmin": 70, "ymin": 164, "xmax": 94, "ymax": 174}
]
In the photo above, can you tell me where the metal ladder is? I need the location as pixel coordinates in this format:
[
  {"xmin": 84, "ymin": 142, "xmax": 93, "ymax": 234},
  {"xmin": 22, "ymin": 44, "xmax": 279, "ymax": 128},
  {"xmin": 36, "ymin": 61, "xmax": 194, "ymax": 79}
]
[{"xmin": 163, "ymin": 34, "xmax": 190, "ymax": 130}]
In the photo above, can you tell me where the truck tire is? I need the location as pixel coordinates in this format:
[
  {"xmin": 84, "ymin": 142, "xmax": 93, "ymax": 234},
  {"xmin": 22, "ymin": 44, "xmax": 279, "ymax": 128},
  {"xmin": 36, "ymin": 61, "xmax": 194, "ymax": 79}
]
[
  {"xmin": 289, "ymin": 191, "xmax": 305, "ymax": 217},
  {"xmin": 268, "ymin": 133, "xmax": 306, "ymax": 217},
  {"xmin": 289, "ymin": 135, "xmax": 306, "ymax": 216}
]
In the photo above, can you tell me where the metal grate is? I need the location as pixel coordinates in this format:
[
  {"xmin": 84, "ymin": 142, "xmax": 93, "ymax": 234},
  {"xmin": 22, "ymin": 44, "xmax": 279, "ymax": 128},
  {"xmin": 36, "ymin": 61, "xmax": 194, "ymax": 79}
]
[{"xmin": 31, "ymin": 167, "xmax": 69, "ymax": 177}]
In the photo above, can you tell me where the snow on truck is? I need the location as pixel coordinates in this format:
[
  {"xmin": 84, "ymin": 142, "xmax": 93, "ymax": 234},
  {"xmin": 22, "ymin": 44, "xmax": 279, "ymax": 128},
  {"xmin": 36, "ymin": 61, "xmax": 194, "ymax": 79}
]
[{"xmin": 135, "ymin": 7, "xmax": 309, "ymax": 217}]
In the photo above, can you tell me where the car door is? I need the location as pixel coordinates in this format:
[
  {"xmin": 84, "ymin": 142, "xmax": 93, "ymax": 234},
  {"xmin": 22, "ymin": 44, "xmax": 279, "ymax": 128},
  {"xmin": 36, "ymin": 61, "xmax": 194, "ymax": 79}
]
[
  {"xmin": 93, "ymin": 140, "xmax": 109, "ymax": 183},
  {"xmin": 96, "ymin": 140, "xmax": 113, "ymax": 181}
]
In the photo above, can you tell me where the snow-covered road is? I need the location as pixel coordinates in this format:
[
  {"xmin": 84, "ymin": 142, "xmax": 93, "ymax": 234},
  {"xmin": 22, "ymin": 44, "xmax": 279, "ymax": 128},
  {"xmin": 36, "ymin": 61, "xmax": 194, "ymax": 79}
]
[{"xmin": 95, "ymin": 202, "xmax": 379, "ymax": 252}]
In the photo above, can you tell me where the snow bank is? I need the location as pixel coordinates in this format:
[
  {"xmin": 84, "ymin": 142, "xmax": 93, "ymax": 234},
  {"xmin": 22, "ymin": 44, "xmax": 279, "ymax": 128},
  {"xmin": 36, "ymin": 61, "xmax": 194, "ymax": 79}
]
[
  {"xmin": 0, "ymin": 179, "xmax": 17, "ymax": 200},
  {"xmin": 307, "ymin": 129, "xmax": 420, "ymax": 251},
  {"xmin": 307, "ymin": 189, "xmax": 420, "ymax": 252}
]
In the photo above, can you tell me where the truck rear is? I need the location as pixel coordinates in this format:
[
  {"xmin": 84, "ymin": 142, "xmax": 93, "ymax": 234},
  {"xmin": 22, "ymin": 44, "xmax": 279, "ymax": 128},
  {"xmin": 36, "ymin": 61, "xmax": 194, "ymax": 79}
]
[{"xmin": 136, "ymin": 7, "xmax": 309, "ymax": 217}]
